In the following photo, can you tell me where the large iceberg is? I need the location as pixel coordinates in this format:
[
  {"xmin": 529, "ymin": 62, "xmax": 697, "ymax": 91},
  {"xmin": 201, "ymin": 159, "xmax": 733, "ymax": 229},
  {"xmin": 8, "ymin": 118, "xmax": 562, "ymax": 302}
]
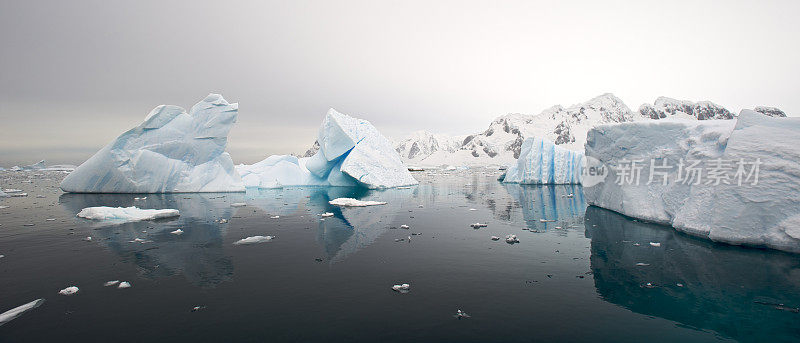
[
  {"xmin": 584, "ymin": 110, "xmax": 800, "ymax": 253},
  {"xmin": 501, "ymin": 137, "xmax": 584, "ymax": 184},
  {"xmin": 237, "ymin": 108, "xmax": 417, "ymax": 189},
  {"xmin": 60, "ymin": 94, "xmax": 244, "ymax": 193}
]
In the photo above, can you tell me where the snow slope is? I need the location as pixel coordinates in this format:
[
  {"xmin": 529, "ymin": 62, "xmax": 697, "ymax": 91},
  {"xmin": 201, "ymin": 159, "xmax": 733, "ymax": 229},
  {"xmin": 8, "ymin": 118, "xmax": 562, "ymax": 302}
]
[
  {"xmin": 237, "ymin": 109, "xmax": 417, "ymax": 189},
  {"xmin": 60, "ymin": 94, "xmax": 244, "ymax": 193},
  {"xmin": 584, "ymin": 110, "xmax": 800, "ymax": 253}
]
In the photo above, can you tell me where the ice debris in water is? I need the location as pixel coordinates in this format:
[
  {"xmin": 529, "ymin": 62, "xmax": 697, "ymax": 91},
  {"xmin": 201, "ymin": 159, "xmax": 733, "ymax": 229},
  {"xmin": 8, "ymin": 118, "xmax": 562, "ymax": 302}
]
[
  {"xmin": 505, "ymin": 234, "xmax": 519, "ymax": 244},
  {"xmin": 328, "ymin": 198, "xmax": 387, "ymax": 207},
  {"xmin": 470, "ymin": 223, "xmax": 488, "ymax": 229},
  {"xmin": 231, "ymin": 203, "xmax": 246, "ymax": 207},
  {"xmin": 58, "ymin": 286, "xmax": 79, "ymax": 296},
  {"xmin": 400, "ymin": 224, "xmax": 410, "ymax": 229},
  {"xmin": 455, "ymin": 309, "xmax": 470, "ymax": 319},
  {"xmin": 3, "ymin": 189, "xmax": 22, "ymax": 193},
  {"xmin": 77, "ymin": 206, "xmax": 179, "ymax": 222},
  {"xmin": 236, "ymin": 108, "xmax": 418, "ymax": 189},
  {"xmin": 233, "ymin": 236, "xmax": 274, "ymax": 245},
  {"xmin": 83, "ymin": 236, "xmax": 92, "ymax": 242},
  {"xmin": 134, "ymin": 197, "xmax": 147, "ymax": 200},
  {"xmin": 636, "ymin": 263, "xmax": 650, "ymax": 266},
  {"xmin": 649, "ymin": 242, "xmax": 661, "ymax": 247},
  {"xmin": 171, "ymin": 229, "xmax": 184, "ymax": 235},
  {"xmin": 118, "ymin": 281, "xmax": 131, "ymax": 289},
  {"xmin": 391, "ymin": 283, "xmax": 410, "ymax": 293},
  {"xmin": 270, "ymin": 215, "xmax": 280, "ymax": 219},
  {"xmin": 320, "ymin": 212, "xmax": 334, "ymax": 218},
  {"xmin": 0, "ymin": 299, "xmax": 45, "ymax": 326},
  {"xmin": 60, "ymin": 94, "xmax": 244, "ymax": 193},
  {"xmin": 104, "ymin": 280, "xmax": 120, "ymax": 287},
  {"xmin": 218, "ymin": 218, "xmax": 228, "ymax": 224},
  {"xmin": 491, "ymin": 236, "xmax": 500, "ymax": 241}
]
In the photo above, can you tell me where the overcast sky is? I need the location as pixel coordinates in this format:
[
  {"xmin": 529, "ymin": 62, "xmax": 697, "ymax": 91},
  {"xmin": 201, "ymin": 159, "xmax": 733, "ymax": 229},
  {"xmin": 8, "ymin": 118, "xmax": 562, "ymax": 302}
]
[{"xmin": 1, "ymin": 0, "xmax": 798, "ymax": 165}]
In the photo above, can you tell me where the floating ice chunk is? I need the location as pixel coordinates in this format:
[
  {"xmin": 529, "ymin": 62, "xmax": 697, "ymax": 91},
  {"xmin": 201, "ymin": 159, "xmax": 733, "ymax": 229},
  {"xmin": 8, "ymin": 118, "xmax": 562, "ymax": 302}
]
[
  {"xmin": 502, "ymin": 137, "xmax": 584, "ymax": 184},
  {"xmin": 83, "ymin": 236, "xmax": 92, "ymax": 242},
  {"xmin": 233, "ymin": 235, "xmax": 274, "ymax": 245},
  {"xmin": 77, "ymin": 206, "xmax": 179, "ymax": 222},
  {"xmin": 400, "ymin": 224, "xmax": 410, "ymax": 229},
  {"xmin": 231, "ymin": 203, "xmax": 246, "ymax": 207},
  {"xmin": 491, "ymin": 236, "xmax": 500, "ymax": 241},
  {"xmin": 505, "ymin": 234, "xmax": 519, "ymax": 244},
  {"xmin": 104, "ymin": 280, "xmax": 120, "ymax": 287},
  {"xmin": 328, "ymin": 198, "xmax": 387, "ymax": 207},
  {"xmin": 649, "ymin": 242, "xmax": 661, "ymax": 247},
  {"xmin": 60, "ymin": 94, "xmax": 244, "ymax": 193},
  {"xmin": 0, "ymin": 206, "xmax": 8, "ymax": 209},
  {"xmin": 171, "ymin": 229, "xmax": 184, "ymax": 235},
  {"xmin": 237, "ymin": 109, "xmax": 418, "ymax": 189},
  {"xmin": 391, "ymin": 283, "xmax": 410, "ymax": 293},
  {"xmin": 9, "ymin": 193, "xmax": 27, "ymax": 197},
  {"xmin": 118, "ymin": 281, "xmax": 131, "ymax": 289},
  {"xmin": 455, "ymin": 309, "xmax": 470, "ymax": 319},
  {"xmin": 58, "ymin": 286, "xmax": 79, "ymax": 295},
  {"xmin": 270, "ymin": 215, "xmax": 280, "ymax": 219},
  {"xmin": 0, "ymin": 299, "xmax": 44, "ymax": 326},
  {"xmin": 635, "ymin": 263, "xmax": 650, "ymax": 266},
  {"xmin": 469, "ymin": 208, "xmax": 477, "ymax": 211},
  {"xmin": 585, "ymin": 111, "xmax": 800, "ymax": 253},
  {"xmin": 470, "ymin": 223, "xmax": 488, "ymax": 228},
  {"xmin": 320, "ymin": 212, "xmax": 334, "ymax": 218},
  {"xmin": 46, "ymin": 218, "xmax": 56, "ymax": 221},
  {"xmin": 3, "ymin": 189, "xmax": 22, "ymax": 193},
  {"xmin": 539, "ymin": 219, "xmax": 556, "ymax": 223},
  {"xmin": 134, "ymin": 197, "xmax": 147, "ymax": 201}
]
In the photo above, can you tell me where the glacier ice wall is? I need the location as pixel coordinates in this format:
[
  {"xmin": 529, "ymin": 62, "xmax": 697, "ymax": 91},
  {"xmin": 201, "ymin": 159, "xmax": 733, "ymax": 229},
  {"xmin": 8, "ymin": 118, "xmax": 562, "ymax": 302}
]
[
  {"xmin": 60, "ymin": 94, "xmax": 244, "ymax": 193},
  {"xmin": 584, "ymin": 111, "xmax": 800, "ymax": 253},
  {"xmin": 237, "ymin": 108, "xmax": 418, "ymax": 189},
  {"xmin": 501, "ymin": 137, "xmax": 584, "ymax": 184}
]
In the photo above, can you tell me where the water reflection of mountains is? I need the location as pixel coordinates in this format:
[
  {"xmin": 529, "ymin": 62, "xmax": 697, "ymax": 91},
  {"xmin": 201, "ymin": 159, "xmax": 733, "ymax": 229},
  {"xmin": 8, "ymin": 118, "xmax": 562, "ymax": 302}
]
[
  {"xmin": 586, "ymin": 206, "xmax": 800, "ymax": 343},
  {"xmin": 59, "ymin": 187, "xmax": 415, "ymax": 286}
]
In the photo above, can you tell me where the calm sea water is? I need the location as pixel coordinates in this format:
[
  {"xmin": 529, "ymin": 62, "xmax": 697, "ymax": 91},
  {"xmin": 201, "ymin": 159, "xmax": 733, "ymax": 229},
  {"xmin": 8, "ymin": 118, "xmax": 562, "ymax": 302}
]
[{"xmin": 1, "ymin": 170, "xmax": 798, "ymax": 342}]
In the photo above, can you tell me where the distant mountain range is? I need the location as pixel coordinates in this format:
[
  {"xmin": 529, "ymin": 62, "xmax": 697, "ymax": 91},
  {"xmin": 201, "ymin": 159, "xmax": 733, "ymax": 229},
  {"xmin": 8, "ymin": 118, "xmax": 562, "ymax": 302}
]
[{"xmin": 393, "ymin": 94, "xmax": 785, "ymax": 167}]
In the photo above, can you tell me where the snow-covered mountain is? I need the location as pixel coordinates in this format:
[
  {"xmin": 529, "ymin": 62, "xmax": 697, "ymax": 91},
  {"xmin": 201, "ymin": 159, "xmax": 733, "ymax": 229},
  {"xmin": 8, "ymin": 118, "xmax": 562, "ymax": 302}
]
[
  {"xmin": 396, "ymin": 93, "xmax": 636, "ymax": 167},
  {"xmin": 393, "ymin": 94, "xmax": 753, "ymax": 168},
  {"xmin": 638, "ymin": 97, "xmax": 733, "ymax": 120}
]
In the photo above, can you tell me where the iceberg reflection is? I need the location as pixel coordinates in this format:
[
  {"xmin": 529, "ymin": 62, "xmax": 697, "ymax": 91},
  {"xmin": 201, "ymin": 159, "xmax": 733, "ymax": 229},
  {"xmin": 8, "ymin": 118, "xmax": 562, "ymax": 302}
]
[
  {"xmin": 59, "ymin": 192, "xmax": 243, "ymax": 287},
  {"xmin": 585, "ymin": 206, "xmax": 800, "ymax": 342},
  {"xmin": 502, "ymin": 183, "xmax": 586, "ymax": 231}
]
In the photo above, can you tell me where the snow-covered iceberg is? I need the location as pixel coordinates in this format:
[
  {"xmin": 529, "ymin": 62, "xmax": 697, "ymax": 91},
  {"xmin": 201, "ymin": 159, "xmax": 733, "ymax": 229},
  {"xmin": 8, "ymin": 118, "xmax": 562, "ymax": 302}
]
[
  {"xmin": 501, "ymin": 137, "xmax": 584, "ymax": 184},
  {"xmin": 237, "ymin": 109, "xmax": 417, "ymax": 189},
  {"xmin": 60, "ymin": 94, "xmax": 244, "ymax": 193},
  {"xmin": 584, "ymin": 110, "xmax": 800, "ymax": 253},
  {"xmin": 77, "ymin": 206, "xmax": 180, "ymax": 222}
]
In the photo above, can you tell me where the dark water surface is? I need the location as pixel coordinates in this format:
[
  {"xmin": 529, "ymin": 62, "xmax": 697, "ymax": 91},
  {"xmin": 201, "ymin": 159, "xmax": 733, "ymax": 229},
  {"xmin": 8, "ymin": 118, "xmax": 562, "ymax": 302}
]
[{"xmin": 1, "ymin": 170, "xmax": 798, "ymax": 342}]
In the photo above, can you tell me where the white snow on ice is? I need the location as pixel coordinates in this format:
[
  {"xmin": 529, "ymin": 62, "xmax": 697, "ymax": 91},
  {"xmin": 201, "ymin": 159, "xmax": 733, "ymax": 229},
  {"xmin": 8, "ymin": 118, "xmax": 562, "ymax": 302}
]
[{"xmin": 77, "ymin": 206, "xmax": 179, "ymax": 222}]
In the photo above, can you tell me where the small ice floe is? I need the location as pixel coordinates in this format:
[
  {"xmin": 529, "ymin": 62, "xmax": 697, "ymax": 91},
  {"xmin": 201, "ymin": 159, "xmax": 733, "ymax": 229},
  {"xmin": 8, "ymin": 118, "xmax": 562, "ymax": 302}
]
[
  {"xmin": 490, "ymin": 236, "xmax": 500, "ymax": 241},
  {"xmin": 233, "ymin": 235, "xmax": 274, "ymax": 245},
  {"xmin": 83, "ymin": 236, "xmax": 93, "ymax": 242},
  {"xmin": 633, "ymin": 243, "xmax": 641, "ymax": 246},
  {"xmin": 171, "ymin": 229, "xmax": 184, "ymax": 235},
  {"xmin": 218, "ymin": 218, "xmax": 228, "ymax": 224},
  {"xmin": 539, "ymin": 219, "xmax": 556, "ymax": 223},
  {"xmin": 3, "ymin": 189, "xmax": 22, "ymax": 193},
  {"xmin": 46, "ymin": 218, "xmax": 56, "ymax": 221},
  {"xmin": 231, "ymin": 203, "xmax": 247, "ymax": 207},
  {"xmin": 77, "ymin": 206, "xmax": 179, "ymax": 222},
  {"xmin": 635, "ymin": 263, "xmax": 650, "ymax": 266},
  {"xmin": 191, "ymin": 306, "xmax": 206, "ymax": 312},
  {"xmin": 505, "ymin": 234, "xmax": 519, "ymax": 244},
  {"xmin": 455, "ymin": 309, "xmax": 470, "ymax": 319},
  {"xmin": 394, "ymin": 238, "xmax": 405, "ymax": 242},
  {"xmin": 58, "ymin": 286, "xmax": 79, "ymax": 296},
  {"xmin": 35, "ymin": 195, "xmax": 46, "ymax": 198},
  {"xmin": 676, "ymin": 283, "xmax": 684, "ymax": 287},
  {"xmin": 320, "ymin": 212, "xmax": 334, "ymax": 218},
  {"xmin": 133, "ymin": 197, "xmax": 147, "ymax": 201},
  {"xmin": 0, "ymin": 206, "xmax": 8, "ymax": 209},
  {"xmin": 643, "ymin": 282, "xmax": 655, "ymax": 288},
  {"xmin": 9, "ymin": 193, "xmax": 28, "ymax": 197},
  {"xmin": 328, "ymin": 198, "xmax": 387, "ymax": 207},
  {"xmin": 0, "ymin": 299, "xmax": 45, "ymax": 326},
  {"xmin": 391, "ymin": 283, "xmax": 410, "ymax": 293},
  {"xmin": 470, "ymin": 223, "xmax": 488, "ymax": 229},
  {"xmin": 270, "ymin": 215, "xmax": 280, "ymax": 219},
  {"xmin": 103, "ymin": 280, "xmax": 120, "ymax": 287},
  {"xmin": 649, "ymin": 242, "xmax": 661, "ymax": 247},
  {"xmin": 469, "ymin": 208, "xmax": 477, "ymax": 211},
  {"xmin": 129, "ymin": 238, "xmax": 151, "ymax": 244},
  {"xmin": 400, "ymin": 224, "xmax": 410, "ymax": 229},
  {"xmin": 118, "ymin": 281, "xmax": 131, "ymax": 289},
  {"xmin": 0, "ymin": 254, "xmax": 4, "ymax": 259}
]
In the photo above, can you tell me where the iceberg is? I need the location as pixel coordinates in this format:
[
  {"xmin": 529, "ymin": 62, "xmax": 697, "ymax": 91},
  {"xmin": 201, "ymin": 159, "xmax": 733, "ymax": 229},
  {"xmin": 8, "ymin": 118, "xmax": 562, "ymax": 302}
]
[
  {"xmin": 77, "ymin": 206, "xmax": 180, "ymax": 222},
  {"xmin": 60, "ymin": 94, "xmax": 244, "ymax": 193},
  {"xmin": 501, "ymin": 137, "xmax": 584, "ymax": 184},
  {"xmin": 237, "ymin": 109, "xmax": 418, "ymax": 189},
  {"xmin": 584, "ymin": 110, "xmax": 800, "ymax": 253},
  {"xmin": 0, "ymin": 299, "xmax": 44, "ymax": 326}
]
